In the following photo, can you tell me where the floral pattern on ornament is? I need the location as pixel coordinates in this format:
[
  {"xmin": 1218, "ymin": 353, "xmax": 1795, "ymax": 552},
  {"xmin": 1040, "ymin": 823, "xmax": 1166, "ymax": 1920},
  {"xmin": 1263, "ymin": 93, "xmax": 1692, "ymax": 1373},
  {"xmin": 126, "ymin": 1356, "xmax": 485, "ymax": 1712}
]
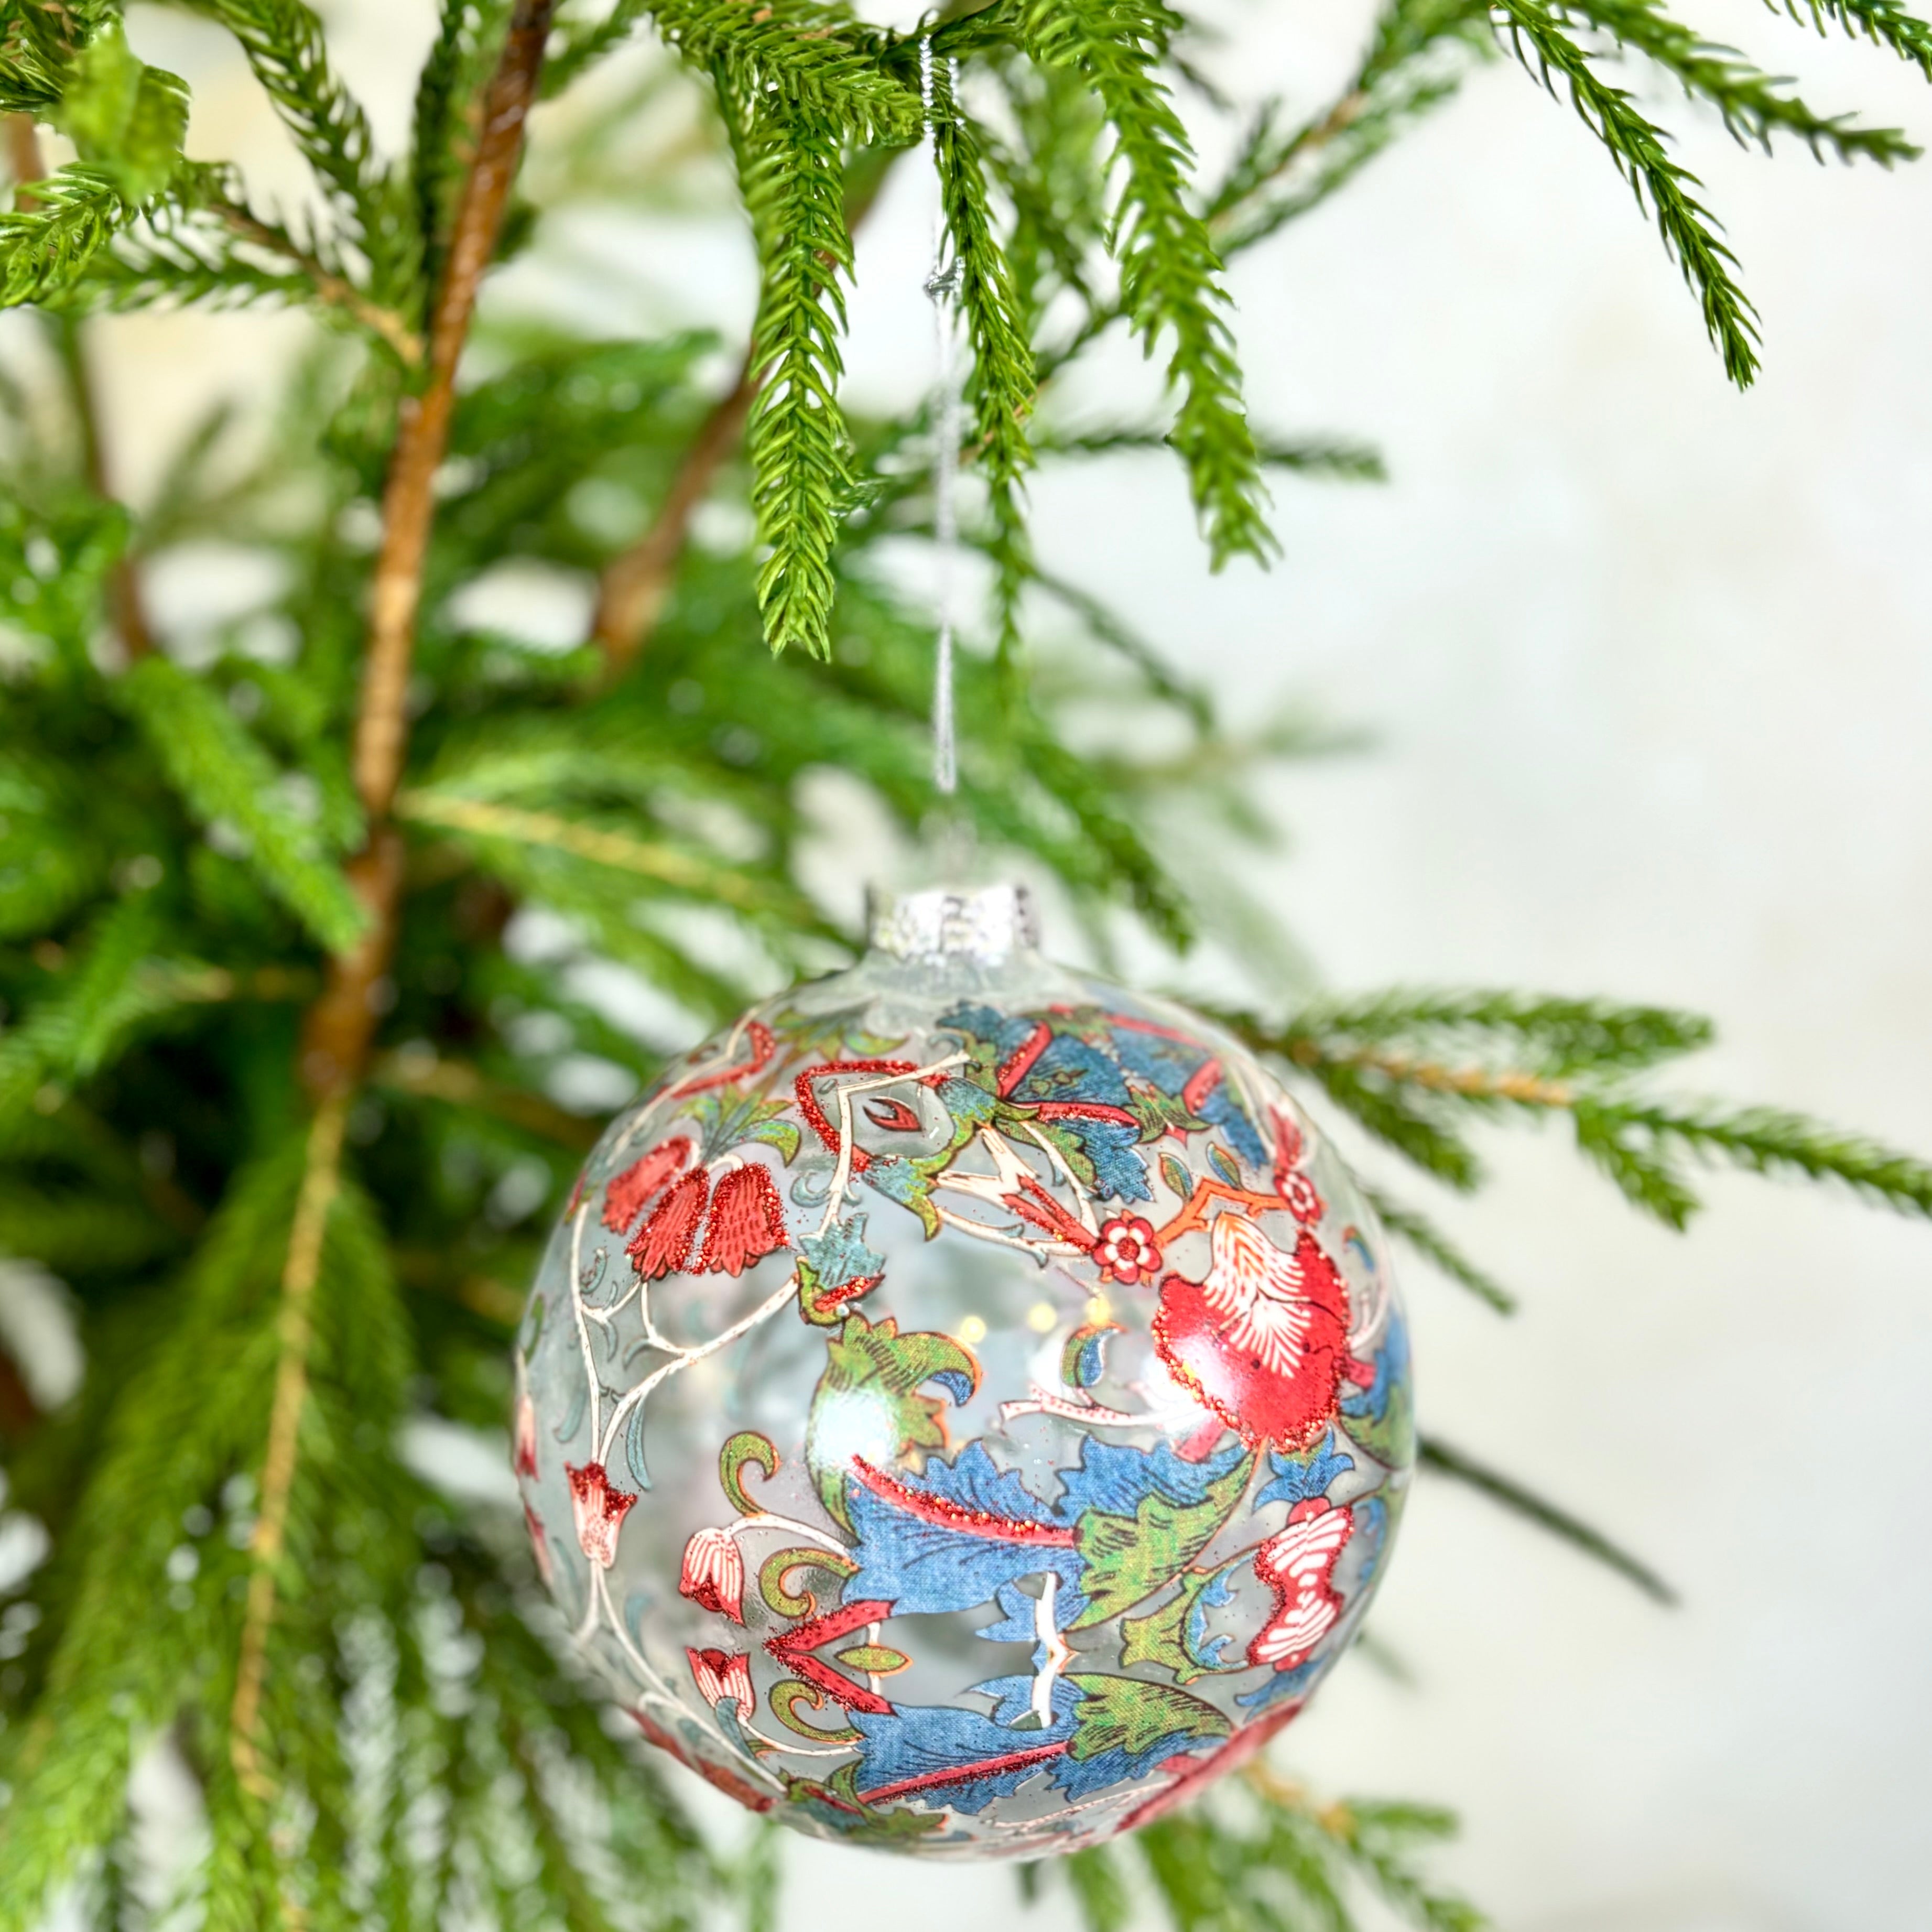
[{"xmin": 514, "ymin": 960, "xmax": 1412, "ymax": 1859}]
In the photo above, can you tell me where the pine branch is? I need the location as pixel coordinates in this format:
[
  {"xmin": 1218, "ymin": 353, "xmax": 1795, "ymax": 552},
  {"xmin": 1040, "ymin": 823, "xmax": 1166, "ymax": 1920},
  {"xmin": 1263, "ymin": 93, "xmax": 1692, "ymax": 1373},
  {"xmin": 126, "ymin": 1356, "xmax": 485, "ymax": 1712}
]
[
  {"xmin": 227, "ymin": 1093, "xmax": 347, "ymax": 1798},
  {"xmin": 180, "ymin": 0, "xmax": 401, "ymax": 292},
  {"xmin": 1572, "ymin": 1094, "xmax": 1932, "ymax": 1227},
  {"xmin": 1277, "ymin": 987, "xmax": 1713, "ymax": 1074},
  {"xmin": 929, "ymin": 56, "xmax": 1035, "ymax": 498},
  {"xmin": 733, "ymin": 81, "xmax": 858, "ymax": 659},
  {"xmin": 394, "ymin": 788, "xmax": 817, "ymax": 918},
  {"xmin": 591, "ymin": 348, "xmax": 757, "ymax": 672},
  {"xmin": 1491, "ymin": 0, "xmax": 1763, "ymax": 385},
  {"xmin": 1017, "ymin": 0, "xmax": 1273, "ymax": 568},
  {"xmin": 1365, "ymin": 1188, "xmax": 1518, "ymax": 1312},
  {"xmin": 1417, "ymin": 1434, "xmax": 1677, "ymax": 1602},
  {"xmin": 644, "ymin": 0, "xmax": 918, "ymax": 139},
  {"xmin": 1782, "ymin": 0, "xmax": 1932, "ymax": 78},
  {"xmin": 1037, "ymin": 423, "xmax": 1388, "ymax": 481},
  {"xmin": 1571, "ymin": 0, "xmax": 1919, "ymax": 160},
  {"xmin": 1208, "ymin": 0, "xmax": 1493, "ymax": 256},
  {"xmin": 115, "ymin": 655, "xmax": 371, "ymax": 952}
]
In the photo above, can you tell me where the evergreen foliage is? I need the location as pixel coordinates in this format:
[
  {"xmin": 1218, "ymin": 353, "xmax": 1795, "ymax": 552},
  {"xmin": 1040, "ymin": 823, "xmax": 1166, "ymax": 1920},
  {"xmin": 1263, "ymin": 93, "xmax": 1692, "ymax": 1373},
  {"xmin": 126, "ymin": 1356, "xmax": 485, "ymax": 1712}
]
[{"xmin": 0, "ymin": 0, "xmax": 1928, "ymax": 1922}]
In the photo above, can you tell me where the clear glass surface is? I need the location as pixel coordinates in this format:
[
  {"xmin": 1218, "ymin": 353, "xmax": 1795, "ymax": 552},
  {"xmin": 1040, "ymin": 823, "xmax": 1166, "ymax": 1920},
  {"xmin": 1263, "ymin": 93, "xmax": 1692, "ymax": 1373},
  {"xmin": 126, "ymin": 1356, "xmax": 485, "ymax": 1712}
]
[{"xmin": 516, "ymin": 886, "xmax": 1413, "ymax": 1858}]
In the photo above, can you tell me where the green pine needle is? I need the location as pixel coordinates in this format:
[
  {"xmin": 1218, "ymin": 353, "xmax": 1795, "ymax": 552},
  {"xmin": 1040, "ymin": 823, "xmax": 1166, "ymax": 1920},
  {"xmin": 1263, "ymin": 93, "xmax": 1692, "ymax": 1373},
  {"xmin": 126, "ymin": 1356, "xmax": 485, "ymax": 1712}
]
[
  {"xmin": 115, "ymin": 656, "xmax": 370, "ymax": 954},
  {"xmin": 1418, "ymin": 1435, "xmax": 1678, "ymax": 1602},
  {"xmin": 1366, "ymin": 1188, "xmax": 1518, "ymax": 1312},
  {"xmin": 1493, "ymin": 0, "xmax": 1764, "ymax": 385},
  {"xmin": 1018, "ymin": 0, "xmax": 1275, "ymax": 568}
]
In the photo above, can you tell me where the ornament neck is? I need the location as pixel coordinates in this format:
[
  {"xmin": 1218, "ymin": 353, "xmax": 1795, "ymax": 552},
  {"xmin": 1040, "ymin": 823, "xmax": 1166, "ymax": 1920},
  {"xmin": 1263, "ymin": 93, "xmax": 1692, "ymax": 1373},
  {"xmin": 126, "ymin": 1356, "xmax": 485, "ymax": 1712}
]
[{"xmin": 865, "ymin": 883, "xmax": 1039, "ymax": 965}]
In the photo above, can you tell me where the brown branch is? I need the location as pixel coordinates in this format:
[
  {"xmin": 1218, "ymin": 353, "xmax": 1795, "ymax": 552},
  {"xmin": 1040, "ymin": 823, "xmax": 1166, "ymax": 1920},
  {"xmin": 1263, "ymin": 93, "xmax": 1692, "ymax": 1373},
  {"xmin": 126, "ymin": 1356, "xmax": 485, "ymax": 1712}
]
[
  {"xmin": 213, "ymin": 200, "xmax": 424, "ymax": 366},
  {"xmin": 238, "ymin": 0, "xmax": 558, "ymax": 1802},
  {"xmin": 349, "ymin": 0, "xmax": 561, "ymax": 827},
  {"xmin": 586, "ymin": 155, "xmax": 901, "ymax": 677},
  {"xmin": 302, "ymin": 0, "xmax": 560, "ymax": 1107},
  {"xmin": 1284, "ymin": 1039, "xmax": 1576, "ymax": 1109},
  {"xmin": 589, "ymin": 348, "xmax": 757, "ymax": 674},
  {"xmin": 5, "ymin": 114, "xmax": 156, "ymax": 661},
  {"xmin": 229, "ymin": 1091, "xmax": 348, "ymax": 1800}
]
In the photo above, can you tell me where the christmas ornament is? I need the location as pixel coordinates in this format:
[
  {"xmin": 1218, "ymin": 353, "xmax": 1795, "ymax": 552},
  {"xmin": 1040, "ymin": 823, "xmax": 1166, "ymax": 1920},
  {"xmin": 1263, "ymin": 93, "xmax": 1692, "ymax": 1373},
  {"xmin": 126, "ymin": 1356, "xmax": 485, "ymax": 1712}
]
[{"xmin": 514, "ymin": 883, "xmax": 1414, "ymax": 1858}]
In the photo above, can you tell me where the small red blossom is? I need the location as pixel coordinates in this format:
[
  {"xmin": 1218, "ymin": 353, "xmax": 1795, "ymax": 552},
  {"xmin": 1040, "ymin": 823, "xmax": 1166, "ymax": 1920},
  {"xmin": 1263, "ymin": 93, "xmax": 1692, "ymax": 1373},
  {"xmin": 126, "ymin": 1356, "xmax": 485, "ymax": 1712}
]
[
  {"xmin": 565, "ymin": 1460, "xmax": 637, "ymax": 1568},
  {"xmin": 698, "ymin": 1163, "xmax": 789, "ymax": 1277},
  {"xmin": 602, "ymin": 1136, "xmax": 694, "ymax": 1233},
  {"xmin": 678, "ymin": 1524, "xmax": 746, "ymax": 1622},
  {"xmin": 513, "ymin": 1390, "xmax": 539, "ymax": 1480},
  {"xmin": 1279, "ymin": 1170, "xmax": 1324, "ymax": 1225},
  {"xmin": 1093, "ymin": 1214, "xmax": 1163, "ymax": 1286},
  {"xmin": 627, "ymin": 1168, "xmax": 709, "ymax": 1280},
  {"xmin": 686, "ymin": 1646, "xmax": 756, "ymax": 1713},
  {"xmin": 1249, "ymin": 1499, "xmax": 1354, "ymax": 1671}
]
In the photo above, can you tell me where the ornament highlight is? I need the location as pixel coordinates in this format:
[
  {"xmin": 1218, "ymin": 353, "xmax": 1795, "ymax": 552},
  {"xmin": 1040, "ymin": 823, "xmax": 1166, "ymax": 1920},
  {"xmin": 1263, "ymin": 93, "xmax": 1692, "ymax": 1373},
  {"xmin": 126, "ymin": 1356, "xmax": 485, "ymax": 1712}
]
[{"xmin": 515, "ymin": 885, "xmax": 1413, "ymax": 1858}]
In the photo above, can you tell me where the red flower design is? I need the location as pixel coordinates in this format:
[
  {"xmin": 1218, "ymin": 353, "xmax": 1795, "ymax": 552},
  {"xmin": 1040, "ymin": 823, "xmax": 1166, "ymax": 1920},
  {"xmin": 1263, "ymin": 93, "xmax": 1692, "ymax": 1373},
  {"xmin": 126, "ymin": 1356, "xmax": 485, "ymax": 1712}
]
[
  {"xmin": 602, "ymin": 1136, "xmax": 694, "ymax": 1233},
  {"xmin": 513, "ymin": 1390, "xmax": 539, "ymax": 1480},
  {"xmin": 1092, "ymin": 1214, "xmax": 1163, "ymax": 1285},
  {"xmin": 627, "ymin": 1168, "xmax": 709, "ymax": 1280},
  {"xmin": 698, "ymin": 1163, "xmax": 789, "ymax": 1277},
  {"xmin": 1152, "ymin": 1212, "xmax": 1365, "ymax": 1452},
  {"xmin": 678, "ymin": 1525, "xmax": 746, "ymax": 1622},
  {"xmin": 565, "ymin": 1460, "xmax": 637, "ymax": 1568},
  {"xmin": 1272, "ymin": 1108, "xmax": 1325, "ymax": 1224},
  {"xmin": 1279, "ymin": 1170, "xmax": 1323, "ymax": 1225},
  {"xmin": 1248, "ymin": 1499, "xmax": 1354, "ymax": 1671},
  {"xmin": 686, "ymin": 1646, "xmax": 756, "ymax": 1713}
]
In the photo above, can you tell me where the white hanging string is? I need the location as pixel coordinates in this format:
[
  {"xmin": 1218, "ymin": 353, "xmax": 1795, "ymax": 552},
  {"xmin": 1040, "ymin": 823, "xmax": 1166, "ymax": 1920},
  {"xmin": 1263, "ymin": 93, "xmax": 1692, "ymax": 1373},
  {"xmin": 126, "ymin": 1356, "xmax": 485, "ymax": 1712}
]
[{"xmin": 920, "ymin": 38, "xmax": 961, "ymax": 797}]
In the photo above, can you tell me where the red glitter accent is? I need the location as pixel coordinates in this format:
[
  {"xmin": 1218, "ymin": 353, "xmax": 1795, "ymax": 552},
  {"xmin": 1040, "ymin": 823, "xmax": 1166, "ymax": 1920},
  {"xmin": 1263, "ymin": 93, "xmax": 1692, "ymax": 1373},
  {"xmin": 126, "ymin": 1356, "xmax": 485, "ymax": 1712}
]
[
  {"xmin": 1006, "ymin": 1174, "xmax": 1098, "ymax": 1251},
  {"xmin": 794, "ymin": 1059, "xmax": 919, "ymax": 1174},
  {"xmin": 1114, "ymin": 1705, "xmax": 1305, "ymax": 1833},
  {"xmin": 1248, "ymin": 1500, "xmax": 1353, "ymax": 1671},
  {"xmin": 627, "ymin": 1168, "xmax": 708, "ymax": 1279},
  {"xmin": 564, "ymin": 1460, "xmax": 638, "ymax": 1567},
  {"xmin": 859, "ymin": 1740, "xmax": 1070, "ymax": 1806},
  {"xmin": 765, "ymin": 1597, "xmax": 898, "ymax": 1715},
  {"xmin": 601, "ymin": 1136, "xmax": 693, "ymax": 1233},
  {"xmin": 698, "ymin": 1163, "xmax": 789, "ymax": 1276},
  {"xmin": 849, "ymin": 1458, "xmax": 1077, "ymax": 1546},
  {"xmin": 1030, "ymin": 1100, "xmax": 1139, "ymax": 1128},
  {"xmin": 1109, "ymin": 1014, "xmax": 1204, "ymax": 1046},
  {"xmin": 805, "ymin": 1271, "xmax": 882, "ymax": 1319},
  {"xmin": 1180, "ymin": 1057, "xmax": 1223, "ymax": 1115},
  {"xmin": 1150, "ymin": 1222, "xmax": 1360, "ymax": 1453},
  {"xmin": 664, "ymin": 1019, "xmax": 775, "ymax": 1102},
  {"xmin": 995, "ymin": 1022, "xmax": 1052, "ymax": 1097}
]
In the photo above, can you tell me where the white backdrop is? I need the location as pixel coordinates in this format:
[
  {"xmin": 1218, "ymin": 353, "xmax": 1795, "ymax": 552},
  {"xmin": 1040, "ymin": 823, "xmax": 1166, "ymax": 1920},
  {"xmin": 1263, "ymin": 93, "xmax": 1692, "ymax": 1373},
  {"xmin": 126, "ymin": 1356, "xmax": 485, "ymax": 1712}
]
[{"xmin": 29, "ymin": 1, "xmax": 1932, "ymax": 1925}]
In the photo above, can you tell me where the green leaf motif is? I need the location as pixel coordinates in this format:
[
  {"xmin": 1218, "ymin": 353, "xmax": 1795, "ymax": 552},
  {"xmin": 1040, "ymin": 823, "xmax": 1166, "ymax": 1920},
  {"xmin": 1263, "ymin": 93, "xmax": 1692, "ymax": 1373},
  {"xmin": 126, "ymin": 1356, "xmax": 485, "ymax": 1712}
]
[
  {"xmin": 1117, "ymin": 1567, "xmax": 1229, "ymax": 1684},
  {"xmin": 1072, "ymin": 1452, "xmax": 1252, "ymax": 1627},
  {"xmin": 1065, "ymin": 1672, "xmax": 1230, "ymax": 1762},
  {"xmin": 833, "ymin": 1643, "xmax": 907, "ymax": 1675},
  {"xmin": 805, "ymin": 1312, "xmax": 980, "ymax": 1529}
]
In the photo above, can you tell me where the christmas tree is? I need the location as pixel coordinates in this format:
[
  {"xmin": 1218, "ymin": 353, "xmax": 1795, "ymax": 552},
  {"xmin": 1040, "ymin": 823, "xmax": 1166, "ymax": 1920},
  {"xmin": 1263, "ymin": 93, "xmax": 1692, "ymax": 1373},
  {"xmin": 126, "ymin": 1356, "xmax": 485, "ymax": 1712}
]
[{"xmin": 2, "ymin": 0, "xmax": 1930, "ymax": 1923}]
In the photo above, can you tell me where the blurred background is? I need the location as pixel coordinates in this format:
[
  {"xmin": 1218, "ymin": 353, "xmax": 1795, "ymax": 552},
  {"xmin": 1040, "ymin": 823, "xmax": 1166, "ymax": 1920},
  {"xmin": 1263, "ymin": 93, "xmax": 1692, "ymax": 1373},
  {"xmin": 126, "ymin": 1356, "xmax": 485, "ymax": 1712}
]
[{"xmin": 7, "ymin": 0, "xmax": 1931, "ymax": 1926}]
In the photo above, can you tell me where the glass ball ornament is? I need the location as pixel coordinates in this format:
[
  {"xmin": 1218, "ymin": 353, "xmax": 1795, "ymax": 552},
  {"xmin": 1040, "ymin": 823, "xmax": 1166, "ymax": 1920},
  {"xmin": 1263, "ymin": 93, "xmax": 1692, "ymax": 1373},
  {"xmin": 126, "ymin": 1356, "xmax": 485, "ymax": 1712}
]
[{"xmin": 514, "ymin": 884, "xmax": 1413, "ymax": 1859}]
